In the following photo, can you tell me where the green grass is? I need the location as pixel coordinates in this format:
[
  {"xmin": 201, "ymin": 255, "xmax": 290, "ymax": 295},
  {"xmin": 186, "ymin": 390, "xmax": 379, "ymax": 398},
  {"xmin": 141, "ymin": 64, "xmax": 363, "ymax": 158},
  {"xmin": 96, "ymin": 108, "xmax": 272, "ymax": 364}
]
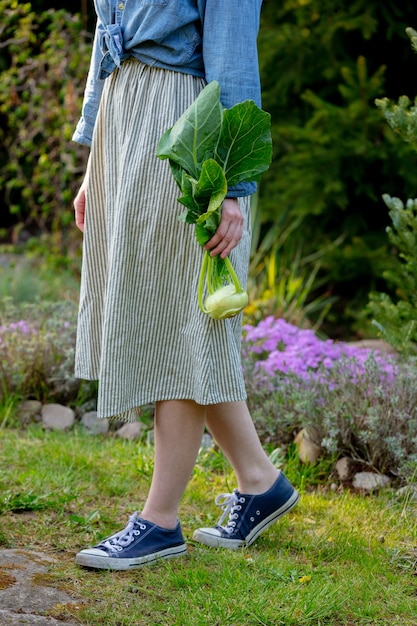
[{"xmin": 0, "ymin": 426, "xmax": 416, "ymax": 625}]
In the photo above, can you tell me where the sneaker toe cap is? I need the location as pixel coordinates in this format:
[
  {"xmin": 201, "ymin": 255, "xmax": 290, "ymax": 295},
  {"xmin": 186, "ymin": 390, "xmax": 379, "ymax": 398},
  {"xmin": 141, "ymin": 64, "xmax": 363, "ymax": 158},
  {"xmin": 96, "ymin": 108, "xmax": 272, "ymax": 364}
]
[
  {"xmin": 193, "ymin": 527, "xmax": 222, "ymax": 539},
  {"xmin": 77, "ymin": 547, "xmax": 109, "ymax": 558}
]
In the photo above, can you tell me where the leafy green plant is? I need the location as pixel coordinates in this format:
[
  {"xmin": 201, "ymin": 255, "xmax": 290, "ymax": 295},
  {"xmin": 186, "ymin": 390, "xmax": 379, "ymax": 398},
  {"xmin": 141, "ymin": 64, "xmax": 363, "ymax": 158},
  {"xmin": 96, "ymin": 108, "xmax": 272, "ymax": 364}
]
[
  {"xmin": 0, "ymin": 298, "xmax": 79, "ymax": 404},
  {"xmin": 367, "ymin": 27, "xmax": 417, "ymax": 354},
  {"xmin": 0, "ymin": 2, "xmax": 89, "ymax": 240},
  {"xmin": 242, "ymin": 318, "xmax": 417, "ymax": 481},
  {"xmin": 257, "ymin": 2, "xmax": 417, "ymax": 335},
  {"xmin": 157, "ymin": 81, "xmax": 272, "ymax": 318},
  {"xmin": 368, "ymin": 195, "xmax": 417, "ymax": 354}
]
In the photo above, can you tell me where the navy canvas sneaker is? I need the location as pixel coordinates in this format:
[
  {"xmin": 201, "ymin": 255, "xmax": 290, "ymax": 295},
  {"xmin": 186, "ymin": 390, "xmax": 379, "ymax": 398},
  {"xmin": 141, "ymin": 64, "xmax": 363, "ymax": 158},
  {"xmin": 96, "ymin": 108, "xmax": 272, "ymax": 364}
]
[
  {"xmin": 193, "ymin": 472, "xmax": 299, "ymax": 549},
  {"xmin": 75, "ymin": 512, "xmax": 187, "ymax": 570}
]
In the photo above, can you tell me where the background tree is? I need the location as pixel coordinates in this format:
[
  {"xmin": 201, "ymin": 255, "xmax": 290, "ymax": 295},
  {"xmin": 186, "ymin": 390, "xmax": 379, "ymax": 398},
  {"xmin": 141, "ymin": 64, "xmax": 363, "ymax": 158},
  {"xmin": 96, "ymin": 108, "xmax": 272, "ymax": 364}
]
[
  {"xmin": 0, "ymin": 2, "xmax": 90, "ymax": 250},
  {"xmin": 258, "ymin": 0, "xmax": 417, "ymax": 335}
]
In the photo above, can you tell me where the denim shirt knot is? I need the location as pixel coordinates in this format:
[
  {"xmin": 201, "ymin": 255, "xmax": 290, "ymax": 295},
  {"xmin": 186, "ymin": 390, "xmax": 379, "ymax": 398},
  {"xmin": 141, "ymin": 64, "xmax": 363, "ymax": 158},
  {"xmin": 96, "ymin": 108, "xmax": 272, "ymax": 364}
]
[
  {"xmin": 98, "ymin": 23, "xmax": 129, "ymax": 79},
  {"xmin": 73, "ymin": 0, "xmax": 263, "ymax": 198}
]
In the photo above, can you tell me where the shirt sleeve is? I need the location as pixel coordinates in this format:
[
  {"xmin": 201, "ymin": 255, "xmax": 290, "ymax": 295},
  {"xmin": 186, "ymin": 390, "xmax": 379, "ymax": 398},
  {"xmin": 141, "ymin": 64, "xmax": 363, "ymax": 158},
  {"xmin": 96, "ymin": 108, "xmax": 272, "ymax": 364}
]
[
  {"xmin": 202, "ymin": 0, "xmax": 263, "ymax": 197},
  {"xmin": 72, "ymin": 22, "xmax": 105, "ymax": 147}
]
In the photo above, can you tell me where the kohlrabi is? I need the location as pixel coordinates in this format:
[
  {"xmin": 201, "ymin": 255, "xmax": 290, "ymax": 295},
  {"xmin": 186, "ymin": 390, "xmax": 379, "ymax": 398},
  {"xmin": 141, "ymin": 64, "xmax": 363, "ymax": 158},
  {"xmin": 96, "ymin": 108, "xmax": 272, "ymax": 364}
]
[{"xmin": 156, "ymin": 81, "xmax": 272, "ymax": 320}]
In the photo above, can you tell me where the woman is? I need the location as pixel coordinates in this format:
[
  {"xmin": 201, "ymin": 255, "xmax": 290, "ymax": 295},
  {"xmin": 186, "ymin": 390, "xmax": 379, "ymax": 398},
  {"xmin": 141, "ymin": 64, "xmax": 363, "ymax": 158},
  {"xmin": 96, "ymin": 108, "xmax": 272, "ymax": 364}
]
[{"xmin": 73, "ymin": 0, "xmax": 299, "ymax": 570}]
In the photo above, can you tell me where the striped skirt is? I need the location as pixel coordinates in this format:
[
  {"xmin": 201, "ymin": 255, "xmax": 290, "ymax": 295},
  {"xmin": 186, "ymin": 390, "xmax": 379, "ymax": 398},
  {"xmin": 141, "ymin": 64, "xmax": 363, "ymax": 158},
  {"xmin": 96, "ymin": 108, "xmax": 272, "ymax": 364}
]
[{"xmin": 75, "ymin": 60, "xmax": 251, "ymax": 422}]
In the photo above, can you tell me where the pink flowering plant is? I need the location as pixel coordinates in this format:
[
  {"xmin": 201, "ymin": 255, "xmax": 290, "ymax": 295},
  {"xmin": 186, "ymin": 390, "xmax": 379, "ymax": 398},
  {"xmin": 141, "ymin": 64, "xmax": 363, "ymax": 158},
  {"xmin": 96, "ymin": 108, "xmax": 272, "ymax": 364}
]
[
  {"xmin": 242, "ymin": 316, "xmax": 417, "ymax": 480},
  {"xmin": 0, "ymin": 299, "xmax": 79, "ymax": 404}
]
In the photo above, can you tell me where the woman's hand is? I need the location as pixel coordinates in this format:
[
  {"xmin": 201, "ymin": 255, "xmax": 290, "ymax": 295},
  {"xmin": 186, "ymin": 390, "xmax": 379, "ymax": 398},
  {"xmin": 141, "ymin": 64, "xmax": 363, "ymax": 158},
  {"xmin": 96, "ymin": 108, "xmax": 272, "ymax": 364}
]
[
  {"xmin": 204, "ymin": 198, "xmax": 244, "ymax": 259},
  {"xmin": 74, "ymin": 178, "xmax": 88, "ymax": 232}
]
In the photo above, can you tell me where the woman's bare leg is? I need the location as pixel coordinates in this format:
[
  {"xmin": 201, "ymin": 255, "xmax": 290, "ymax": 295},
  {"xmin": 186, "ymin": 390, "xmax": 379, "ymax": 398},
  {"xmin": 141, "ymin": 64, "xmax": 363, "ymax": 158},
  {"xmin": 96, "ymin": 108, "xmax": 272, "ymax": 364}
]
[
  {"xmin": 206, "ymin": 401, "xmax": 279, "ymax": 494},
  {"xmin": 141, "ymin": 399, "xmax": 206, "ymax": 529}
]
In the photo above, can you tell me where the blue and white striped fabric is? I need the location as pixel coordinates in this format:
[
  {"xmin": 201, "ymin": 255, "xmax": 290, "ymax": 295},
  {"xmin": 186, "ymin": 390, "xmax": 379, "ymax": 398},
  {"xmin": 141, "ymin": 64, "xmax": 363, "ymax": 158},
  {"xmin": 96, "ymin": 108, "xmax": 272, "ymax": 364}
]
[{"xmin": 75, "ymin": 60, "xmax": 251, "ymax": 422}]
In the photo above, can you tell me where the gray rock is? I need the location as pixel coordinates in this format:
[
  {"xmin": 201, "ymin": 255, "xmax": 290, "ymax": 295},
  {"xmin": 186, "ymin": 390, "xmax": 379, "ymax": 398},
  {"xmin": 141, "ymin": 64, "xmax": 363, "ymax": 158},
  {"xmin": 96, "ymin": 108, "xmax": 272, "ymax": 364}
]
[
  {"xmin": 15, "ymin": 400, "xmax": 42, "ymax": 425},
  {"xmin": 115, "ymin": 421, "xmax": 144, "ymax": 440},
  {"xmin": 200, "ymin": 433, "xmax": 214, "ymax": 449},
  {"xmin": 75, "ymin": 399, "xmax": 97, "ymax": 417},
  {"xmin": 347, "ymin": 339, "xmax": 397, "ymax": 355},
  {"xmin": 81, "ymin": 411, "xmax": 109, "ymax": 435},
  {"xmin": 294, "ymin": 428, "xmax": 322, "ymax": 463},
  {"xmin": 352, "ymin": 472, "xmax": 390, "ymax": 491},
  {"xmin": 0, "ymin": 549, "xmax": 80, "ymax": 625},
  {"xmin": 41, "ymin": 404, "xmax": 75, "ymax": 431},
  {"xmin": 335, "ymin": 456, "xmax": 357, "ymax": 481}
]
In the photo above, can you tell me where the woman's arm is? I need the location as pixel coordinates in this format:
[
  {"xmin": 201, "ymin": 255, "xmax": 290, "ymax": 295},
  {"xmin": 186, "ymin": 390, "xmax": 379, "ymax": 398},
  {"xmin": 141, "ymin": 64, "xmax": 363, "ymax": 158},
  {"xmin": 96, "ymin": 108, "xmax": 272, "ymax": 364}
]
[
  {"xmin": 72, "ymin": 21, "xmax": 106, "ymax": 147},
  {"xmin": 201, "ymin": 0, "xmax": 263, "ymax": 198},
  {"xmin": 201, "ymin": 0, "xmax": 263, "ymax": 109}
]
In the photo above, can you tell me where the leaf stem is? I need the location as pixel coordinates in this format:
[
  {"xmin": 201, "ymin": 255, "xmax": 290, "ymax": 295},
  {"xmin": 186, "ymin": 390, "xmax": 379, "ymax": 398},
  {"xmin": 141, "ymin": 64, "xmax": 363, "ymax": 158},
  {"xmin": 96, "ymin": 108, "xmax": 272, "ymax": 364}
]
[
  {"xmin": 197, "ymin": 250, "xmax": 209, "ymax": 313},
  {"xmin": 224, "ymin": 256, "xmax": 245, "ymax": 293}
]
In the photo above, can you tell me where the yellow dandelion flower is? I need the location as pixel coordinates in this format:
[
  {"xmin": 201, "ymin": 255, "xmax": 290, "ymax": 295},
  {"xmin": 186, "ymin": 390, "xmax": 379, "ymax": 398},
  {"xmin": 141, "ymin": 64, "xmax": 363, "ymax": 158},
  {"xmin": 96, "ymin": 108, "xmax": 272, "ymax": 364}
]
[{"xmin": 298, "ymin": 575, "xmax": 312, "ymax": 584}]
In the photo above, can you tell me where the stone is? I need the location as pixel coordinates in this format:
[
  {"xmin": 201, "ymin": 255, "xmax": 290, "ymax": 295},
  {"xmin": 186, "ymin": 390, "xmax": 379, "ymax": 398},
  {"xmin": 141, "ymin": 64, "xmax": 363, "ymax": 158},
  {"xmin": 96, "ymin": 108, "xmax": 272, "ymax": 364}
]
[
  {"xmin": 335, "ymin": 456, "xmax": 357, "ymax": 481},
  {"xmin": 294, "ymin": 428, "xmax": 322, "ymax": 463},
  {"xmin": 352, "ymin": 472, "xmax": 390, "ymax": 491},
  {"xmin": 347, "ymin": 339, "xmax": 397, "ymax": 355},
  {"xmin": 16, "ymin": 400, "xmax": 42, "ymax": 425},
  {"xmin": 75, "ymin": 399, "xmax": 97, "ymax": 418},
  {"xmin": 41, "ymin": 404, "xmax": 75, "ymax": 431},
  {"xmin": 200, "ymin": 433, "xmax": 214, "ymax": 449},
  {"xmin": 115, "ymin": 421, "xmax": 144, "ymax": 440},
  {"xmin": 0, "ymin": 549, "xmax": 80, "ymax": 625},
  {"xmin": 81, "ymin": 411, "xmax": 109, "ymax": 435}
]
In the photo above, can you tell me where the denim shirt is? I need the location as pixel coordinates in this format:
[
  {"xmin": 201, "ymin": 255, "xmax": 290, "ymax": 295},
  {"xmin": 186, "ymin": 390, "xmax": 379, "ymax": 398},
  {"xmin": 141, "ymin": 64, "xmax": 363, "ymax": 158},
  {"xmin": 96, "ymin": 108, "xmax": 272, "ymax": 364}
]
[{"xmin": 73, "ymin": 0, "xmax": 263, "ymax": 197}]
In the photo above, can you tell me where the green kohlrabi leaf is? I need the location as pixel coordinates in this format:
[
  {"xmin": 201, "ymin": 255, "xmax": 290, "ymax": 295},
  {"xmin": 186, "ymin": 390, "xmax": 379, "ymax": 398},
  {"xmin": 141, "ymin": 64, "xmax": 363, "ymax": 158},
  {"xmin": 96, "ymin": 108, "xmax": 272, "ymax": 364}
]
[
  {"xmin": 194, "ymin": 159, "xmax": 227, "ymax": 223},
  {"xmin": 195, "ymin": 223, "xmax": 211, "ymax": 246},
  {"xmin": 156, "ymin": 81, "xmax": 223, "ymax": 180},
  {"xmin": 215, "ymin": 100, "xmax": 273, "ymax": 186},
  {"xmin": 177, "ymin": 160, "xmax": 227, "ymax": 227}
]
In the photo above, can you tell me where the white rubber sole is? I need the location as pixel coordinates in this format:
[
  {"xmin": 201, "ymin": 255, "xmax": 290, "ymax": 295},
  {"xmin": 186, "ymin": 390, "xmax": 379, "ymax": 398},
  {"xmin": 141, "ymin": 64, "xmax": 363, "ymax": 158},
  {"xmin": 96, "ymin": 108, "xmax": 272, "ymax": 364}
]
[
  {"xmin": 75, "ymin": 543, "xmax": 187, "ymax": 570},
  {"xmin": 193, "ymin": 490, "xmax": 300, "ymax": 549}
]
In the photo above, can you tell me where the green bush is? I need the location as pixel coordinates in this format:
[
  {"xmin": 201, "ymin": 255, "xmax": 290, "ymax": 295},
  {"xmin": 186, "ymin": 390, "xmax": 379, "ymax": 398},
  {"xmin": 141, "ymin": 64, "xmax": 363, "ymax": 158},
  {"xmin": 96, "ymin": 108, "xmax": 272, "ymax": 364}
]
[
  {"xmin": 368, "ymin": 195, "xmax": 417, "ymax": 355},
  {"xmin": 0, "ymin": 298, "xmax": 81, "ymax": 404},
  {"xmin": 0, "ymin": 2, "xmax": 89, "ymax": 238},
  {"xmin": 258, "ymin": 1, "xmax": 417, "ymax": 335},
  {"xmin": 367, "ymin": 28, "xmax": 417, "ymax": 354},
  {"xmin": 242, "ymin": 323, "xmax": 417, "ymax": 482}
]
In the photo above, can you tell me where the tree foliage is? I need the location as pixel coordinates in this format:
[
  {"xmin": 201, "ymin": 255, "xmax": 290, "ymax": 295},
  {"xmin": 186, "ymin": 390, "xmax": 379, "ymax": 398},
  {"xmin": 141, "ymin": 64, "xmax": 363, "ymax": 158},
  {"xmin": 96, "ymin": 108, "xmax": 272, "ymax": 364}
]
[
  {"xmin": 258, "ymin": 0, "xmax": 417, "ymax": 334},
  {"xmin": 0, "ymin": 1, "xmax": 89, "ymax": 239}
]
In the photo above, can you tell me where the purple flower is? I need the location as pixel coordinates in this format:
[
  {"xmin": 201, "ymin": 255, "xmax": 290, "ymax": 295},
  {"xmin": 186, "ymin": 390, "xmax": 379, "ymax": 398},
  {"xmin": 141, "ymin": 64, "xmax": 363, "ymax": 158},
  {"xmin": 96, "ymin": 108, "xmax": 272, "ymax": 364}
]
[{"xmin": 242, "ymin": 317, "xmax": 395, "ymax": 386}]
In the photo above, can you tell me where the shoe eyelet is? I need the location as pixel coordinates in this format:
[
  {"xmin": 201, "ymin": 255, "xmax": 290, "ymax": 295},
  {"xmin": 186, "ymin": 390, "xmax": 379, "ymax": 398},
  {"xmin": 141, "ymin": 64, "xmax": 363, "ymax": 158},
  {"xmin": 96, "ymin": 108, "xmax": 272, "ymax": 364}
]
[
  {"xmin": 133, "ymin": 530, "xmax": 140, "ymax": 535},
  {"xmin": 256, "ymin": 510, "xmax": 261, "ymax": 515},
  {"xmin": 250, "ymin": 517, "xmax": 255, "ymax": 522},
  {"xmin": 139, "ymin": 523, "xmax": 147, "ymax": 530}
]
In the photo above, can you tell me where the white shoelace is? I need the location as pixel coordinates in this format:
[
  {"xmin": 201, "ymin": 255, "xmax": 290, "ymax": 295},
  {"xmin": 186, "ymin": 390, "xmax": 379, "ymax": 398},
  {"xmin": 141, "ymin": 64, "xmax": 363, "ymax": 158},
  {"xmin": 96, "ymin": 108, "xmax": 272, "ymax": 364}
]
[
  {"xmin": 99, "ymin": 512, "xmax": 147, "ymax": 552},
  {"xmin": 215, "ymin": 491, "xmax": 246, "ymax": 533}
]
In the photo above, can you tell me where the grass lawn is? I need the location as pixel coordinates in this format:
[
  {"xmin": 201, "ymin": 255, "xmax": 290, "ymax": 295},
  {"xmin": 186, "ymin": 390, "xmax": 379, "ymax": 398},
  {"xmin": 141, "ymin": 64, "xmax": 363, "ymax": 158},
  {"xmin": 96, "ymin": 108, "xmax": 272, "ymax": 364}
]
[{"xmin": 0, "ymin": 425, "xmax": 416, "ymax": 625}]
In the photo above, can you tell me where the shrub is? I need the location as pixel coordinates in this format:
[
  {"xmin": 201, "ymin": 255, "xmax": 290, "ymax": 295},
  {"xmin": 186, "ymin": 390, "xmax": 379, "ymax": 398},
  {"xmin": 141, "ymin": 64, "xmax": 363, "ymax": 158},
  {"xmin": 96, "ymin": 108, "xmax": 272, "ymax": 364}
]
[
  {"xmin": 368, "ymin": 195, "xmax": 417, "ymax": 355},
  {"xmin": 0, "ymin": 2, "xmax": 90, "ymax": 238},
  {"xmin": 0, "ymin": 298, "xmax": 80, "ymax": 403},
  {"xmin": 242, "ymin": 317, "xmax": 417, "ymax": 481},
  {"xmin": 366, "ymin": 29, "xmax": 417, "ymax": 354},
  {"xmin": 258, "ymin": 2, "xmax": 417, "ymax": 335}
]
